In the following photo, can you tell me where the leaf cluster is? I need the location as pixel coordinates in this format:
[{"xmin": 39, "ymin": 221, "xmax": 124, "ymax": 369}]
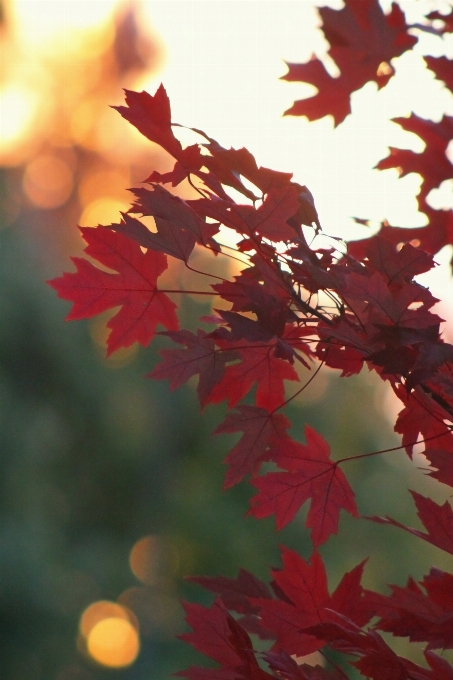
[{"xmin": 49, "ymin": 2, "xmax": 453, "ymax": 678}]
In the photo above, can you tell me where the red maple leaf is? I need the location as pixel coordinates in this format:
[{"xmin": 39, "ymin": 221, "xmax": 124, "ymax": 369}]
[
  {"xmin": 214, "ymin": 405, "xmax": 290, "ymax": 489},
  {"xmin": 282, "ymin": 0, "xmax": 416, "ymax": 125},
  {"xmin": 365, "ymin": 238, "xmax": 436, "ymax": 287},
  {"xmin": 425, "ymin": 446, "xmax": 453, "ymax": 488},
  {"xmin": 369, "ymin": 490, "xmax": 453, "ymax": 556},
  {"xmin": 248, "ymin": 426, "xmax": 358, "ymax": 546},
  {"xmin": 424, "ymin": 651, "xmax": 453, "ymax": 680},
  {"xmin": 113, "ymin": 86, "xmax": 203, "ymax": 183},
  {"xmin": 376, "ymin": 114, "xmax": 453, "ymax": 203},
  {"xmin": 178, "ymin": 599, "xmax": 275, "ymax": 680},
  {"xmin": 179, "ymin": 599, "xmax": 254, "ymax": 668},
  {"xmin": 425, "ymin": 55, "xmax": 453, "ymax": 92},
  {"xmin": 149, "ymin": 329, "xmax": 239, "ymax": 408},
  {"xmin": 253, "ymin": 549, "xmax": 372, "ymax": 657},
  {"xmin": 201, "ymin": 143, "xmax": 294, "ymax": 199},
  {"xmin": 369, "ymin": 568, "xmax": 453, "ymax": 650},
  {"xmin": 189, "ymin": 568, "xmax": 272, "ymax": 616},
  {"xmin": 393, "ymin": 385, "xmax": 453, "ymax": 457},
  {"xmin": 207, "ymin": 341, "xmax": 299, "ymax": 411},
  {"xmin": 48, "ymin": 227, "xmax": 178, "ymax": 355},
  {"xmin": 347, "ymin": 208, "xmax": 453, "ymax": 261}
]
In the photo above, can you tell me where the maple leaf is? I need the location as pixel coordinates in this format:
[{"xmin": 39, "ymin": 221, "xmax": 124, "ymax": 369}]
[
  {"xmin": 425, "ymin": 446, "xmax": 453, "ymax": 488},
  {"xmin": 425, "ymin": 56, "xmax": 453, "ymax": 96},
  {"xmin": 365, "ymin": 237, "xmax": 435, "ymax": 288},
  {"xmin": 305, "ymin": 621, "xmax": 414, "ymax": 680},
  {"xmin": 207, "ymin": 341, "xmax": 299, "ymax": 411},
  {"xmin": 248, "ymin": 426, "xmax": 358, "ymax": 546},
  {"xmin": 113, "ymin": 86, "xmax": 203, "ymax": 182},
  {"xmin": 107, "ymin": 184, "xmax": 219, "ymax": 263},
  {"xmin": 48, "ymin": 227, "xmax": 178, "ymax": 355},
  {"xmin": 253, "ymin": 549, "xmax": 372, "ymax": 657},
  {"xmin": 393, "ymin": 385, "xmax": 453, "ymax": 458},
  {"xmin": 127, "ymin": 184, "xmax": 219, "ymax": 253},
  {"xmin": 341, "ymin": 271, "xmax": 441, "ymax": 331},
  {"xmin": 178, "ymin": 599, "xmax": 262, "ymax": 675},
  {"xmin": 212, "ymin": 270, "xmax": 293, "ymax": 340},
  {"xmin": 188, "ymin": 187, "xmax": 300, "ymax": 244},
  {"xmin": 424, "ymin": 651, "xmax": 453, "ymax": 680},
  {"xmin": 370, "ymin": 568, "xmax": 453, "ymax": 650},
  {"xmin": 214, "ymin": 405, "xmax": 290, "ymax": 489},
  {"xmin": 251, "ymin": 549, "xmax": 330, "ymax": 657},
  {"xmin": 282, "ymin": 0, "xmax": 416, "ymax": 125},
  {"xmin": 376, "ymin": 114, "xmax": 453, "ymax": 203},
  {"xmin": 201, "ymin": 143, "xmax": 294, "ymax": 199},
  {"xmin": 427, "ymin": 9, "xmax": 453, "ymax": 34},
  {"xmin": 189, "ymin": 569, "xmax": 272, "ymax": 616},
  {"xmin": 369, "ymin": 490, "xmax": 453, "ymax": 556},
  {"xmin": 149, "ymin": 329, "xmax": 238, "ymax": 408},
  {"xmin": 347, "ymin": 209, "xmax": 453, "ymax": 261}
]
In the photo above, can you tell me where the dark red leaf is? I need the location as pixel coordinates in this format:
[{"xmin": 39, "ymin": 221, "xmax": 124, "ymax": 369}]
[
  {"xmin": 424, "ymin": 651, "xmax": 453, "ymax": 680},
  {"xmin": 369, "ymin": 490, "xmax": 453, "ymax": 556},
  {"xmin": 207, "ymin": 341, "xmax": 299, "ymax": 411},
  {"xmin": 189, "ymin": 569, "xmax": 272, "ymax": 615},
  {"xmin": 425, "ymin": 56, "xmax": 453, "ymax": 95},
  {"xmin": 393, "ymin": 385, "xmax": 453, "ymax": 457},
  {"xmin": 214, "ymin": 405, "xmax": 290, "ymax": 488},
  {"xmin": 369, "ymin": 568, "xmax": 453, "ymax": 650},
  {"xmin": 149, "ymin": 329, "xmax": 238, "ymax": 408},
  {"xmin": 127, "ymin": 184, "xmax": 219, "ymax": 255},
  {"xmin": 179, "ymin": 599, "xmax": 256, "ymax": 669},
  {"xmin": 425, "ymin": 446, "xmax": 453, "ymax": 488}
]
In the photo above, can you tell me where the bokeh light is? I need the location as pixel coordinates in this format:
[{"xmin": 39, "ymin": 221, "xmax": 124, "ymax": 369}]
[
  {"xmin": 87, "ymin": 618, "xmax": 139, "ymax": 668},
  {"xmin": 23, "ymin": 154, "xmax": 74, "ymax": 209},
  {"xmin": 79, "ymin": 600, "xmax": 139, "ymax": 668},
  {"xmin": 129, "ymin": 534, "xmax": 179, "ymax": 585}
]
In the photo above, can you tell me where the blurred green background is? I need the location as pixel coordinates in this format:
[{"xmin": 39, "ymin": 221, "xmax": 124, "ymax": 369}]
[{"xmin": 1, "ymin": 1, "xmax": 452, "ymax": 679}]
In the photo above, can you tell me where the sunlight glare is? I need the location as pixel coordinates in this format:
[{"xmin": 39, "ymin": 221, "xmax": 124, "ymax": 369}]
[
  {"xmin": 0, "ymin": 85, "xmax": 40, "ymax": 162},
  {"xmin": 12, "ymin": 0, "xmax": 119, "ymax": 48}
]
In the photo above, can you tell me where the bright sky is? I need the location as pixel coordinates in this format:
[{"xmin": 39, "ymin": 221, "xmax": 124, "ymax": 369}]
[{"xmin": 4, "ymin": 0, "xmax": 453, "ymax": 323}]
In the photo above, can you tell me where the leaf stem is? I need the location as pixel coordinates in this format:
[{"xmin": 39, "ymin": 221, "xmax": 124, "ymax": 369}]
[{"xmin": 337, "ymin": 428, "xmax": 453, "ymax": 465}]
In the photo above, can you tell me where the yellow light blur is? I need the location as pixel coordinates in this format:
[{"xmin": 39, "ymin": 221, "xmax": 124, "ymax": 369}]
[
  {"xmin": 80, "ymin": 600, "xmax": 131, "ymax": 639},
  {"xmin": 23, "ymin": 154, "xmax": 74, "ymax": 209},
  {"xmin": 87, "ymin": 617, "xmax": 139, "ymax": 668},
  {"xmin": 78, "ymin": 169, "xmax": 131, "ymax": 208},
  {"xmin": 0, "ymin": 85, "xmax": 40, "ymax": 163},
  {"xmin": 79, "ymin": 198, "xmax": 131, "ymax": 227}
]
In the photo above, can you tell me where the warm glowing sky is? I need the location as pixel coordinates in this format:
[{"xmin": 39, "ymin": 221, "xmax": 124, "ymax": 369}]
[{"xmin": 4, "ymin": 0, "xmax": 453, "ymax": 321}]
